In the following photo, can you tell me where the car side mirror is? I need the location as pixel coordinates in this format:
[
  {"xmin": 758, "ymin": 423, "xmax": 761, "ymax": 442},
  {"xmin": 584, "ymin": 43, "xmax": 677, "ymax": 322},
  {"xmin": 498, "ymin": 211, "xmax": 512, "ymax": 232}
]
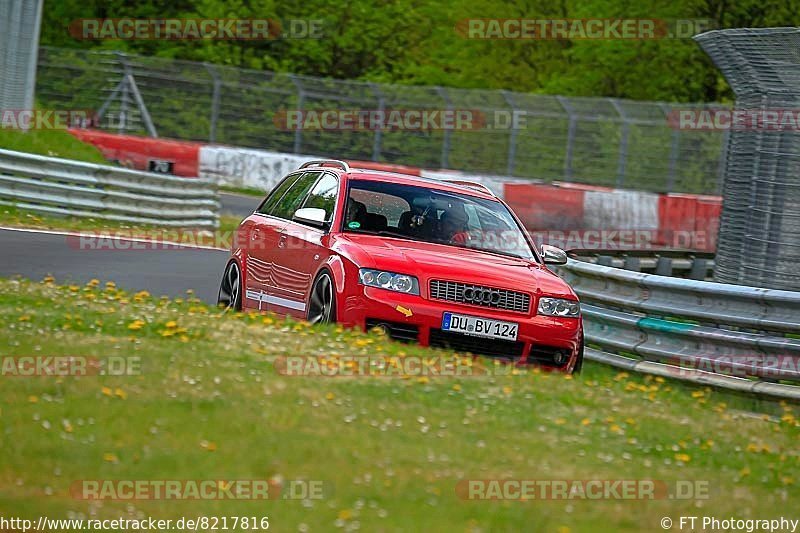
[
  {"xmin": 293, "ymin": 207, "xmax": 328, "ymax": 229},
  {"xmin": 541, "ymin": 244, "xmax": 567, "ymax": 265}
]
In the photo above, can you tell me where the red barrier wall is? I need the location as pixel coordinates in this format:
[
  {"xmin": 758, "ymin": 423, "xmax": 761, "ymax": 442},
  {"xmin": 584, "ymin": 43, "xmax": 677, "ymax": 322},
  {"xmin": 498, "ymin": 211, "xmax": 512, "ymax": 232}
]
[
  {"xmin": 68, "ymin": 129, "xmax": 202, "ymax": 177},
  {"xmin": 503, "ymin": 183, "xmax": 586, "ymax": 230}
]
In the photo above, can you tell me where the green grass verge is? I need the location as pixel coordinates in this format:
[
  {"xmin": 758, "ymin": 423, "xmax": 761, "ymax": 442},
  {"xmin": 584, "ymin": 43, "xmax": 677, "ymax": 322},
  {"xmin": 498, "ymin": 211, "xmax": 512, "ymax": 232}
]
[
  {"xmin": 0, "ymin": 128, "xmax": 107, "ymax": 164},
  {"xmin": 221, "ymin": 185, "xmax": 269, "ymax": 197},
  {"xmin": 1, "ymin": 278, "xmax": 798, "ymax": 531}
]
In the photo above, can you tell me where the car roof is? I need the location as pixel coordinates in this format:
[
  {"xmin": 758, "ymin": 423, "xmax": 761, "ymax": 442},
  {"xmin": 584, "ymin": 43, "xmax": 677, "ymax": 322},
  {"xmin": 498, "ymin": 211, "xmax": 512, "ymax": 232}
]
[{"xmin": 324, "ymin": 167, "xmax": 498, "ymax": 201}]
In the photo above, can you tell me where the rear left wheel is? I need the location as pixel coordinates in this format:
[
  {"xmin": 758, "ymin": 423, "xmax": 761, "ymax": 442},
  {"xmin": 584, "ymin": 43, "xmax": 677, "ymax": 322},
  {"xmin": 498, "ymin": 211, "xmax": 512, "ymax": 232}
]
[
  {"xmin": 307, "ymin": 271, "xmax": 336, "ymax": 324},
  {"xmin": 217, "ymin": 261, "xmax": 242, "ymax": 311}
]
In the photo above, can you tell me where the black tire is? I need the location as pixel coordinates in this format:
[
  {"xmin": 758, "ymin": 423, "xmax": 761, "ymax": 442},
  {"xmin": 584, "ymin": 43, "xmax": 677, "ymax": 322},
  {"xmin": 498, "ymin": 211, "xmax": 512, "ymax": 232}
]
[
  {"xmin": 217, "ymin": 261, "xmax": 242, "ymax": 311},
  {"xmin": 307, "ymin": 271, "xmax": 337, "ymax": 324}
]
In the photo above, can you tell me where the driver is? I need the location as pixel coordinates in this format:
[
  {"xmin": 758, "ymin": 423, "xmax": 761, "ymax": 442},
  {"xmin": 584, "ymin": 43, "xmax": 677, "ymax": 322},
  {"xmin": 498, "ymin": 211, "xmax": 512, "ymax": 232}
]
[{"xmin": 439, "ymin": 204, "xmax": 471, "ymax": 245}]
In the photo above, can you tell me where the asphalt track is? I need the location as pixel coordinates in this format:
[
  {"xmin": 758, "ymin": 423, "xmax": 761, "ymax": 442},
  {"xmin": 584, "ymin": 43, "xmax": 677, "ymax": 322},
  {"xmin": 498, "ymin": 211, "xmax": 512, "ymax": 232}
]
[
  {"xmin": 220, "ymin": 192, "xmax": 260, "ymax": 218},
  {"xmin": 0, "ymin": 227, "xmax": 229, "ymax": 303},
  {"xmin": 0, "ymin": 192, "xmax": 260, "ymax": 304}
]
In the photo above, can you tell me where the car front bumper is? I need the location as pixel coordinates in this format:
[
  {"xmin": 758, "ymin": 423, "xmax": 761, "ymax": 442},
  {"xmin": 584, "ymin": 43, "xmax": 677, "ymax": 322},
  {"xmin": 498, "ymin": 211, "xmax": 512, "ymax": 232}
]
[{"xmin": 340, "ymin": 286, "xmax": 583, "ymax": 372}]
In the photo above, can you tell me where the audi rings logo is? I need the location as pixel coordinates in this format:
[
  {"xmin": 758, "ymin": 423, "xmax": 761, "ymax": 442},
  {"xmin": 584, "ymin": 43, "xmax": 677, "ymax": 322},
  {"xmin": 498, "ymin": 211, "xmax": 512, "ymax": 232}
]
[{"xmin": 463, "ymin": 286, "xmax": 502, "ymax": 305}]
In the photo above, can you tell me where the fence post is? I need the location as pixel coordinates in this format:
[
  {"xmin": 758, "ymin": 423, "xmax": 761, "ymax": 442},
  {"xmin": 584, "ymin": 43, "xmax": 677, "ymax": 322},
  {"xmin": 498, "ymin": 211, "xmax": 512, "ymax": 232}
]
[
  {"xmin": 369, "ymin": 83, "xmax": 385, "ymax": 162},
  {"xmin": 205, "ymin": 63, "xmax": 221, "ymax": 143},
  {"xmin": 126, "ymin": 72, "xmax": 158, "ymax": 138},
  {"xmin": 436, "ymin": 86, "xmax": 452, "ymax": 169},
  {"xmin": 658, "ymin": 104, "xmax": 681, "ymax": 193},
  {"xmin": 290, "ymin": 75, "xmax": 305, "ymax": 154},
  {"xmin": 557, "ymin": 96, "xmax": 576, "ymax": 182},
  {"xmin": 117, "ymin": 52, "xmax": 130, "ymax": 134},
  {"xmin": 501, "ymin": 90, "xmax": 519, "ymax": 176},
  {"xmin": 608, "ymin": 98, "xmax": 629, "ymax": 187}
]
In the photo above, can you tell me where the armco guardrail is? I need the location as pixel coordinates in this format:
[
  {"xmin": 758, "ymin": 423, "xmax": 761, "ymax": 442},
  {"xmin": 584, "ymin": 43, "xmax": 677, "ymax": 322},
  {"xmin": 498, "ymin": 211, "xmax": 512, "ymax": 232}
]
[
  {"xmin": 556, "ymin": 259, "xmax": 800, "ymax": 399},
  {"xmin": 0, "ymin": 149, "xmax": 219, "ymax": 228}
]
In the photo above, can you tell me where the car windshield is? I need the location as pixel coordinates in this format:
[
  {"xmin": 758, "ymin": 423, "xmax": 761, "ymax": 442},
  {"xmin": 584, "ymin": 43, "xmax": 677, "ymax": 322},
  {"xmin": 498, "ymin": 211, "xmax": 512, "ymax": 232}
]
[{"xmin": 343, "ymin": 179, "xmax": 536, "ymax": 261}]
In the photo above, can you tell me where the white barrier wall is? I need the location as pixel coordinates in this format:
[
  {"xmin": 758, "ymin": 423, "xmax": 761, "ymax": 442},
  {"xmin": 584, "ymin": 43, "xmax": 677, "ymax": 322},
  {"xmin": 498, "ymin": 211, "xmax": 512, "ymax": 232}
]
[
  {"xmin": 583, "ymin": 190, "xmax": 660, "ymax": 230},
  {"xmin": 199, "ymin": 146, "xmax": 322, "ymax": 191}
]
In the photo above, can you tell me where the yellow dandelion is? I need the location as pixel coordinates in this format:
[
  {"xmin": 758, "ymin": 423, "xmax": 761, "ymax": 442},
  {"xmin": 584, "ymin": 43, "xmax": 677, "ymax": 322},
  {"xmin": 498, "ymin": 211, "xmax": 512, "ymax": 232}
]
[
  {"xmin": 581, "ymin": 418, "xmax": 591, "ymax": 426},
  {"xmin": 675, "ymin": 453, "xmax": 691, "ymax": 462},
  {"xmin": 114, "ymin": 388, "xmax": 127, "ymax": 400},
  {"xmin": 101, "ymin": 386, "xmax": 112, "ymax": 397}
]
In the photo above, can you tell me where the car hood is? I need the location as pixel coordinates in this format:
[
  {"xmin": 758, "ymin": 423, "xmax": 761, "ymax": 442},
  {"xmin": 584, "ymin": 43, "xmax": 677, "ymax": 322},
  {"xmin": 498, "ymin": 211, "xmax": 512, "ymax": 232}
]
[{"xmin": 333, "ymin": 233, "xmax": 575, "ymax": 298}]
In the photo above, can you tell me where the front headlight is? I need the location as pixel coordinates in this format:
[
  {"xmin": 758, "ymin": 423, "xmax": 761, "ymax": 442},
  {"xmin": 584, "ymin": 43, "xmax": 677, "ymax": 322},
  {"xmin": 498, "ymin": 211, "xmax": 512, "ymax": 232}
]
[
  {"xmin": 359, "ymin": 269, "xmax": 420, "ymax": 295},
  {"xmin": 537, "ymin": 297, "xmax": 580, "ymax": 317}
]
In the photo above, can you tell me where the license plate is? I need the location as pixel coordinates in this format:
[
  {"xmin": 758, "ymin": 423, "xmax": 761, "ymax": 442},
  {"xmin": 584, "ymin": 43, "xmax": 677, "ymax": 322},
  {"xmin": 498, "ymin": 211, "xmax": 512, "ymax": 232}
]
[{"xmin": 442, "ymin": 312, "xmax": 519, "ymax": 341}]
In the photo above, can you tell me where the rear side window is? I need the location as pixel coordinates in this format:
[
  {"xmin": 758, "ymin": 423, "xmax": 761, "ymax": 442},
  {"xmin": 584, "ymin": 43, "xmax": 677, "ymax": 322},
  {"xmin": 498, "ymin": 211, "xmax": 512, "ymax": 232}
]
[
  {"xmin": 301, "ymin": 173, "xmax": 338, "ymax": 222},
  {"xmin": 257, "ymin": 173, "xmax": 301, "ymax": 216},
  {"xmin": 270, "ymin": 171, "xmax": 320, "ymax": 220}
]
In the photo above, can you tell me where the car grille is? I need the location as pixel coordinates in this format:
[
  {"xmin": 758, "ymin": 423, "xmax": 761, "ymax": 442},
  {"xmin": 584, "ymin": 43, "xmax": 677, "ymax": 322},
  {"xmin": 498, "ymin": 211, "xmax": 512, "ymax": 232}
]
[
  {"xmin": 429, "ymin": 280, "xmax": 531, "ymax": 313},
  {"xmin": 429, "ymin": 329, "xmax": 525, "ymax": 359}
]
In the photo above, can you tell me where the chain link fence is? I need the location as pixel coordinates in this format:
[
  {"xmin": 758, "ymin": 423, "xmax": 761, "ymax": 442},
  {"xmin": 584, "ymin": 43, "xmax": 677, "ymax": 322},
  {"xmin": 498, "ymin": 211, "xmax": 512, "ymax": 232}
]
[
  {"xmin": 0, "ymin": 0, "xmax": 43, "ymax": 115},
  {"xmin": 35, "ymin": 46, "xmax": 727, "ymax": 194},
  {"xmin": 696, "ymin": 28, "xmax": 800, "ymax": 291}
]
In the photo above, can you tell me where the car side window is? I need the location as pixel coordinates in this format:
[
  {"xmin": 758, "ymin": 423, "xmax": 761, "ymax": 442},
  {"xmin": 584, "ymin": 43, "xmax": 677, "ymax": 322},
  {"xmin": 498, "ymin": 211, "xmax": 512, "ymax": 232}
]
[
  {"xmin": 300, "ymin": 173, "xmax": 338, "ymax": 222},
  {"xmin": 269, "ymin": 171, "xmax": 320, "ymax": 220},
  {"xmin": 257, "ymin": 173, "xmax": 302, "ymax": 216}
]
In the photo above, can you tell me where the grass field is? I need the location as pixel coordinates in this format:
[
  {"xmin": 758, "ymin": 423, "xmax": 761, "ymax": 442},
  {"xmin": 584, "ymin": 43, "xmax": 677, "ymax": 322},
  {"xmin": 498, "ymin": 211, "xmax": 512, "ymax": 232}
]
[
  {"xmin": 1, "ymin": 277, "xmax": 798, "ymax": 532},
  {"xmin": 0, "ymin": 128, "xmax": 107, "ymax": 164}
]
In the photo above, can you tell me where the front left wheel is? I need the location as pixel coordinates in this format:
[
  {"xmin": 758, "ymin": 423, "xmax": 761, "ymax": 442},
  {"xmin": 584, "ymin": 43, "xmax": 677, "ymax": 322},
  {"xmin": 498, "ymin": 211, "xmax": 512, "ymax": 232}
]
[
  {"xmin": 217, "ymin": 261, "xmax": 242, "ymax": 311},
  {"xmin": 307, "ymin": 271, "xmax": 336, "ymax": 324}
]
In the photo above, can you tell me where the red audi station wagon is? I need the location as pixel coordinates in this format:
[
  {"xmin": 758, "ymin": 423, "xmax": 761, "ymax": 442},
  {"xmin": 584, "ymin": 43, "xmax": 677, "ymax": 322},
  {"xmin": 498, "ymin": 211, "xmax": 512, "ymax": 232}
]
[{"xmin": 218, "ymin": 160, "xmax": 584, "ymax": 372}]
